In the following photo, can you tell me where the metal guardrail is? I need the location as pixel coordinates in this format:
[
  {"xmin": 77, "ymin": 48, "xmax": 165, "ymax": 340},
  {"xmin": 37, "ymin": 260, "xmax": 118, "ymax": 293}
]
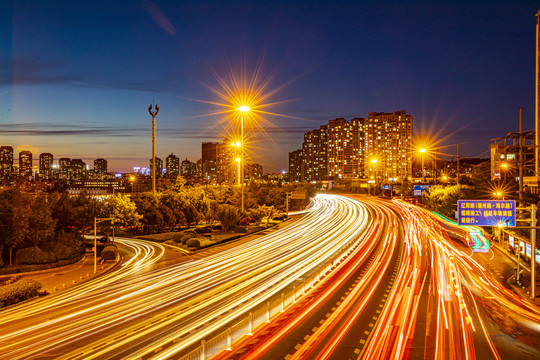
[{"xmin": 176, "ymin": 229, "xmax": 365, "ymax": 360}]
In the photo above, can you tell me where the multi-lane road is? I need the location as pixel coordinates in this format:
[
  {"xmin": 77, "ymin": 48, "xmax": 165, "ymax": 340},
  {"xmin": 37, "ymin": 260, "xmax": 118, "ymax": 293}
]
[
  {"xmin": 1, "ymin": 194, "xmax": 539, "ymax": 359},
  {"xmin": 0, "ymin": 194, "xmax": 373, "ymax": 359},
  {"xmin": 215, "ymin": 197, "xmax": 540, "ymax": 360}
]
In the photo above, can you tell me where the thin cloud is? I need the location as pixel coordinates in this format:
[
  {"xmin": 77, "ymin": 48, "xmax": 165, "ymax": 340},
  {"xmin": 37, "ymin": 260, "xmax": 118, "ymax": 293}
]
[{"xmin": 144, "ymin": 1, "xmax": 176, "ymax": 35}]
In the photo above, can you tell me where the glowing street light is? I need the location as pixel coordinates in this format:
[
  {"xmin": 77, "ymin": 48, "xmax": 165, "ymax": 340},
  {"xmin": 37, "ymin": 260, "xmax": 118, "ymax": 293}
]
[{"xmin": 493, "ymin": 190, "xmax": 505, "ymax": 200}]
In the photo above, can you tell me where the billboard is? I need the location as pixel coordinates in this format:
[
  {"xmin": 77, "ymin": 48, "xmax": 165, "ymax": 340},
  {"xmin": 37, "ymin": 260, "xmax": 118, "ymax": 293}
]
[{"xmin": 457, "ymin": 200, "xmax": 516, "ymax": 226}]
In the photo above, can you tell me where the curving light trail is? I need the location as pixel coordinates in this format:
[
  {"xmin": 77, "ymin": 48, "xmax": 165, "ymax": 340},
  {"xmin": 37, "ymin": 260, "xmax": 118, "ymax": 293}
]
[
  {"xmin": 215, "ymin": 197, "xmax": 540, "ymax": 360},
  {"xmin": 0, "ymin": 194, "xmax": 372, "ymax": 360}
]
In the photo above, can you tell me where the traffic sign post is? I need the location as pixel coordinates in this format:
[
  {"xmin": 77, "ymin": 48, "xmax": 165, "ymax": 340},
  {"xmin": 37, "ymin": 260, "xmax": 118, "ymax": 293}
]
[
  {"xmin": 290, "ymin": 191, "xmax": 306, "ymax": 200},
  {"xmin": 413, "ymin": 185, "xmax": 431, "ymax": 196}
]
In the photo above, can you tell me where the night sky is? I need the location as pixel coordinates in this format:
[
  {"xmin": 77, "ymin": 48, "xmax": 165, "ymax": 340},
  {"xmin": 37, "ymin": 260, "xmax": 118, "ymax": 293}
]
[{"xmin": 1, "ymin": 1, "xmax": 538, "ymax": 173}]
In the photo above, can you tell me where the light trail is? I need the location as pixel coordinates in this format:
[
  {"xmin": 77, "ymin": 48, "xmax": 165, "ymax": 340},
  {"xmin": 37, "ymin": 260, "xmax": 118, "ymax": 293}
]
[
  {"xmin": 0, "ymin": 194, "xmax": 372, "ymax": 360},
  {"xmin": 214, "ymin": 197, "xmax": 540, "ymax": 360}
]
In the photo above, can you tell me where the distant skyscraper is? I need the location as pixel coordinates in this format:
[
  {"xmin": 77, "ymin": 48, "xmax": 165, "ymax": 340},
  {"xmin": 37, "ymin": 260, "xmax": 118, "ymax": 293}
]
[
  {"xmin": 94, "ymin": 158, "xmax": 107, "ymax": 175},
  {"xmin": 201, "ymin": 142, "xmax": 220, "ymax": 182},
  {"xmin": 181, "ymin": 158, "xmax": 197, "ymax": 178},
  {"xmin": 70, "ymin": 159, "xmax": 86, "ymax": 180},
  {"xmin": 19, "ymin": 150, "xmax": 33, "ymax": 178},
  {"xmin": 39, "ymin": 153, "xmax": 54, "ymax": 178},
  {"xmin": 166, "ymin": 153, "xmax": 180, "ymax": 176},
  {"xmin": 0, "ymin": 146, "xmax": 14, "ymax": 178},
  {"xmin": 149, "ymin": 157, "xmax": 163, "ymax": 177}
]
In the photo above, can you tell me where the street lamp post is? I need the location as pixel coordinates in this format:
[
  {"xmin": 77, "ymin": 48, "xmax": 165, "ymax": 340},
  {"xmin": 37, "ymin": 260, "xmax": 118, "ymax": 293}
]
[
  {"xmin": 419, "ymin": 148, "xmax": 427, "ymax": 182},
  {"xmin": 237, "ymin": 106, "xmax": 250, "ymax": 213},
  {"xmin": 371, "ymin": 158, "xmax": 378, "ymax": 196}
]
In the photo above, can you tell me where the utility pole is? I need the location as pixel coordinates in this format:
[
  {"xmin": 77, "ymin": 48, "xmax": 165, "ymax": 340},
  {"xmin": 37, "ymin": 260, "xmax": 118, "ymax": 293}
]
[
  {"xmin": 457, "ymin": 144, "xmax": 460, "ymax": 185},
  {"xmin": 532, "ymin": 204, "xmax": 537, "ymax": 299},
  {"xmin": 286, "ymin": 192, "xmax": 290, "ymax": 217},
  {"xmin": 519, "ymin": 108, "xmax": 524, "ymax": 207},
  {"xmin": 535, "ymin": 11, "xmax": 539, "ymax": 176},
  {"xmin": 148, "ymin": 101, "xmax": 159, "ymax": 194}
]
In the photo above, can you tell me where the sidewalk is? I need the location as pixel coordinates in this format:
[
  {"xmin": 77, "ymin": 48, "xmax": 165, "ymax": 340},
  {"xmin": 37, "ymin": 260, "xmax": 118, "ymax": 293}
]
[
  {"xmin": 490, "ymin": 240, "xmax": 540, "ymax": 306},
  {"xmin": 11, "ymin": 252, "xmax": 117, "ymax": 294}
]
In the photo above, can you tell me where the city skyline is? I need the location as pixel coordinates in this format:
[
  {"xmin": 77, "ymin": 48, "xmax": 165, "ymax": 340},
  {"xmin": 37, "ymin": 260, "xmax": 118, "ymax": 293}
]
[{"xmin": 1, "ymin": 2, "xmax": 538, "ymax": 172}]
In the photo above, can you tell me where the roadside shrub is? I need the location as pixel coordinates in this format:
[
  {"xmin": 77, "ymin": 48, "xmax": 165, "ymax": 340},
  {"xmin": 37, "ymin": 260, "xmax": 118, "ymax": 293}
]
[
  {"xmin": 0, "ymin": 279, "xmax": 42, "ymax": 307},
  {"xmin": 238, "ymin": 217, "xmax": 252, "ymax": 226},
  {"xmin": 183, "ymin": 229, "xmax": 197, "ymax": 238},
  {"xmin": 180, "ymin": 234, "xmax": 193, "ymax": 245},
  {"xmin": 186, "ymin": 238, "xmax": 201, "ymax": 249},
  {"xmin": 101, "ymin": 244, "xmax": 118, "ymax": 260},
  {"xmin": 248, "ymin": 208, "xmax": 265, "ymax": 224},
  {"xmin": 195, "ymin": 226, "xmax": 212, "ymax": 234},
  {"xmin": 234, "ymin": 226, "xmax": 247, "ymax": 233},
  {"xmin": 172, "ymin": 233, "xmax": 183, "ymax": 242},
  {"xmin": 15, "ymin": 246, "xmax": 56, "ymax": 265},
  {"xmin": 164, "ymin": 240, "xmax": 176, "ymax": 246},
  {"xmin": 41, "ymin": 242, "xmax": 73, "ymax": 261}
]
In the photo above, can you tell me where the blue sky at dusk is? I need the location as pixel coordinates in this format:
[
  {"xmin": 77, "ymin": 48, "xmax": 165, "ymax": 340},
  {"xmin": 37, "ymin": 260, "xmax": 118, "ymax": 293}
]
[{"xmin": 0, "ymin": 1, "xmax": 538, "ymax": 172}]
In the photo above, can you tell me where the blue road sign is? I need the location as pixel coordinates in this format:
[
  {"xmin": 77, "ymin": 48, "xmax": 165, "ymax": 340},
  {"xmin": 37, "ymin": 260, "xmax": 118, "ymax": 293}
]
[
  {"xmin": 413, "ymin": 185, "xmax": 431, "ymax": 196},
  {"xmin": 457, "ymin": 200, "xmax": 516, "ymax": 226},
  {"xmin": 381, "ymin": 185, "xmax": 391, "ymax": 190}
]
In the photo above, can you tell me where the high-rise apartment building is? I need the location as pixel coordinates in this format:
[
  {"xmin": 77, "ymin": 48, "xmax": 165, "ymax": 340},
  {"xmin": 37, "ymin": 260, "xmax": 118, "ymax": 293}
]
[
  {"xmin": 94, "ymin": 158, "xmax": 108, "ymax": 175},
  {"xmin": 166, "ymin": 153, "xmax": 180, "ymax": 176},
  {"xmin": 302, "ymin": 126, "xmax": 328, "ymax": 182},
  {"xmin": 363, "ymin": 111, "xmax": 412, "ymax": 180},
  {"xmin": 149, "ymin": 157, "xmax": 163, "ymax": 177},
  {"xmin": 326, "ymin": 118, "xmax": 363, "ymax": 180},
  {"xmin": 0, "ymin": 146, "xmax": 14, "ymax": 178},
  {"xmin": 245, "ymin": 162, "xmax": 263, "ymax": 181},
  {"xmin": 19, "ymin": 151, "xmax": 33, "ymax": 178},
  {"xmin": 292, "ymin": 110, "xmax": 412, "ymax": 182},
  {"xmin": 288, "ymin": 149, "xmax": 304, "ymax": 182},
  {"xmin": 39, "ymin": 153, "xmax": 54, "ymax": 178}
]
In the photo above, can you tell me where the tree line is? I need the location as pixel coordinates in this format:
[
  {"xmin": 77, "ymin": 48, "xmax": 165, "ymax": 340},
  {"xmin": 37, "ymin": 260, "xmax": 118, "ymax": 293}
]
[{"xmin": 0, "ymin": 181, "xmax": 315, "ymax": 267}]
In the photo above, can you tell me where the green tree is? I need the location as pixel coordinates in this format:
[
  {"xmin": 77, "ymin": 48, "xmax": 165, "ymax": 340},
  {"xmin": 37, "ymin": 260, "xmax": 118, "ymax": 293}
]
[
  {"xmin": 0, "ymin": 191, "xmax": 14, "ymax": 266},
  {"xmin": 133, "ymin": 193, "xmax": 163, "ymax": 233},
  {"xmin": 11, "ymin": 191, "xmax": 31, "ymax": 265},
  {"xmin": 217, "ymin": 204, "xmax": 240, "ymax": 231},
  {"xmin": 26, "ymin": 196, "xmax": 56, "ymax": 247},
  {"xmin": 102, "ymin": 194, "xmax": 141, "ymax": 239},
  {"xmin": 50, "ymin": 192, "xmax": 76, "ymax": 233},
  {"xmin": 73, "ymin": 191, "xmax": 101, "ymax": 231}
]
